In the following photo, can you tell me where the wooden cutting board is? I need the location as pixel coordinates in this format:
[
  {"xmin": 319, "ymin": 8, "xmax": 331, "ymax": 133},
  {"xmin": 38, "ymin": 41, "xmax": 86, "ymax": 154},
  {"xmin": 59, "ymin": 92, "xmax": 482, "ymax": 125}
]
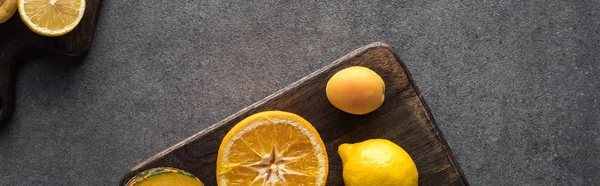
[
  {"xmin": 0, "ymin": 0, "xmax": 103, "ymax": 124},
  {"xmin": 120, "ymin": 42, "xmax": 468, "ymax": 186}
]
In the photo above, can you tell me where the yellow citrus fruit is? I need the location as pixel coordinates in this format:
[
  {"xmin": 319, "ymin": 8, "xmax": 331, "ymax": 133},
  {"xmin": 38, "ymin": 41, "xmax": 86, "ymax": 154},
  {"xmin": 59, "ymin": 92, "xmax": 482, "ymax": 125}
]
[
  {"xmin": 0, "ymin": 0, "xmax": 17, "ymax": 23},
  {"xmin": 338, "ymin": 139, "xmax": 418, "ymax": 186},
  {"xmin": 326, "ymin": 66, "xmax": 385, "ymax": 115},
  {"xmin": 125, "ymin": 167, "xmax": 204, "ymax": 186},
  {"xmin": 217, "ymin": 111, "xmax": 328, "ymax": 186},
  {"xmin": 18, "ymin": 0, "xmax": 86, "ymax": 37}
]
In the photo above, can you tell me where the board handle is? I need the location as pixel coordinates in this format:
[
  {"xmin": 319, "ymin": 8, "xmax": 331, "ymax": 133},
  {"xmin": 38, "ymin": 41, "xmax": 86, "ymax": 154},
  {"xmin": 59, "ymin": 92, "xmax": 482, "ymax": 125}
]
[{"xmin": 0, "ymin": 45, "xmax": 19, "ymax": 124}]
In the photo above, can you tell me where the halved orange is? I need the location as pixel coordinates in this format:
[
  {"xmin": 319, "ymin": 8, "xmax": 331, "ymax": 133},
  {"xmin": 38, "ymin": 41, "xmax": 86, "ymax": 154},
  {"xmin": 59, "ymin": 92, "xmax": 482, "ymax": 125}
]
[{"xmin": 217, "ymin": 111, "xmax": 328, "ymax": 186}]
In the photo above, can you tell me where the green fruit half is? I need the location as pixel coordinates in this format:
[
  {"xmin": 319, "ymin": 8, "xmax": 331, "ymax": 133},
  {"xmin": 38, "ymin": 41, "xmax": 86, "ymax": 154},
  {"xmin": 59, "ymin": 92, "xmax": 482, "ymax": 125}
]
[{"xmin": 126, "ymin": 167, "xmax": 204, "ymax": 186}]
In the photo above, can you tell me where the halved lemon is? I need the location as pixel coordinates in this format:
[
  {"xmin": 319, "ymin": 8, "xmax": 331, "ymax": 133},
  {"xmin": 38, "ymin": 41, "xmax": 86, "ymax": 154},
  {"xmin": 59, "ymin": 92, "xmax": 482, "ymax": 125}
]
[
  {"xmin": 217, "ymin": 111, "xmax": 328, "ymax": 186},
  {"xmin": 18, "ymin": 0, "xmax": 86, "ymax": 37}
]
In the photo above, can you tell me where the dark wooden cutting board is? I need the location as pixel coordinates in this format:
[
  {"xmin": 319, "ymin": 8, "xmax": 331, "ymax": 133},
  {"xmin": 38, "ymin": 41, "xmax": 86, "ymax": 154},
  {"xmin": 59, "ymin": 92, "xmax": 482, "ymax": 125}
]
[
  {"xmin": 0, "ymin": 0, "xmax": 102, "ymax": 124},
  {"xmin": 120, "ymin": 42, "xmax": 468, "ymax": 186}
]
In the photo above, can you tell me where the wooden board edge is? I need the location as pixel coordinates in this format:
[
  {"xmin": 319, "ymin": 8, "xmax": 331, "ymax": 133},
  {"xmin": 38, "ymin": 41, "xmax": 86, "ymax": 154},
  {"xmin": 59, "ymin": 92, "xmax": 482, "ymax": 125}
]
[
  {"xmin": 77, "ymin": 0, "xmax": 103, "ymax": 55},
  {"xmin": 44, "ymin": 0, "xmax": 103, "ymax": 57},
  {"xmin": 387, "ymin": 46, "xmax": 470, "ymax": 185},
  {"xmin": 0, "ymin": 44, "xmax": 24, "ymax": 125}
]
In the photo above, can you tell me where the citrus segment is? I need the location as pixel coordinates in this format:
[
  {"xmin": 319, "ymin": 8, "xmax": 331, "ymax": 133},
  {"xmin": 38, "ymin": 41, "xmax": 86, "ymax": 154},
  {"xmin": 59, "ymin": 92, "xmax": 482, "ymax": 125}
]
[
  {"xmin": 125, "ymin": 167, "xmax": 204, "ymax": 186},
  {"xmin": 217, "ymin": 111, "xmax": 328, "ymax": 186},
  {"xmin": 18, "ymin": 0, "xmax": 86, "ymax": 37}
]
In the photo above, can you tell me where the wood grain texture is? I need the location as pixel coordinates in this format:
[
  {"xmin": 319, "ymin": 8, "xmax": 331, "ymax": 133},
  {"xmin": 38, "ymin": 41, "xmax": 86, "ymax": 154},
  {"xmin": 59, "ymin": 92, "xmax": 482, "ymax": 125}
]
[
  {"xmin": 0, "ymin": 0, "xmax": 102, "ymax": 124},
  {"xmin": 120, "ymin": 42, "xmax": 468, "ymax": 186}
]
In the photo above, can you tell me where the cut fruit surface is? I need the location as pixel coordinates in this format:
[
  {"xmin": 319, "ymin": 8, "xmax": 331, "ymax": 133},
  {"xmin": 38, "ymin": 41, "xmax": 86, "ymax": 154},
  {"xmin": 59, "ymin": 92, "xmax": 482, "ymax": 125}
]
[
  {"xmin": 18, "ymin": 0, "xmax": 86, "ymax": 37},
  {"xmin": 217, "ymin": 111, "xmax": 328, "ymax": 186},
  {"xmin": 125, "ymin": 167, "xmax": 204, "ymax": 186}
]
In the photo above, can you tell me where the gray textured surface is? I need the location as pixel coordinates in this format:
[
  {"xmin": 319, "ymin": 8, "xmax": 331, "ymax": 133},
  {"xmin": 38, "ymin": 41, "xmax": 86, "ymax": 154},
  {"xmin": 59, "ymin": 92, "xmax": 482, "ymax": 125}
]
[{"xmin": 1, "ymin": 0, "xmax": 599, "ymax": 185}]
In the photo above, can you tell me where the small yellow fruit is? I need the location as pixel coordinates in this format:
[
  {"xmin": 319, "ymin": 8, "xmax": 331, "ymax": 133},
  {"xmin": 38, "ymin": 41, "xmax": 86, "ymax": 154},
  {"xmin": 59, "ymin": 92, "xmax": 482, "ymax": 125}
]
[
  {"xmin": 326, "ymin": 66, "xmax": 385, "ymax": 115},
  {"xmin": 0, "ymin": 0, "xmax": 17, "ymax": 24},
  {"xmin": 338, "ymin": 139, "xmax": 418, "ymax": 186}
]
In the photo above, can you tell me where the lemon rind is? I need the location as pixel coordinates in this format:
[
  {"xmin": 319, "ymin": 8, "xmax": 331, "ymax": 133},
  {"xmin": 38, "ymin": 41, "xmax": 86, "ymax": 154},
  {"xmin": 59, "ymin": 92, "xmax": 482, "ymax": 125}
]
[{"xmin": 18, "ymin": 0, "xmax": 86, "ymax": 37}]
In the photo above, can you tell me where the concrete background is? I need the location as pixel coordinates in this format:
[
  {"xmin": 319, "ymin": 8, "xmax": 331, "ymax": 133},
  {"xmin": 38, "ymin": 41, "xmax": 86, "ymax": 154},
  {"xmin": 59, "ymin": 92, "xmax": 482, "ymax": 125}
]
[{"xmin": 1, "ymin": 0, "xmax": 599, "ymax": 185}]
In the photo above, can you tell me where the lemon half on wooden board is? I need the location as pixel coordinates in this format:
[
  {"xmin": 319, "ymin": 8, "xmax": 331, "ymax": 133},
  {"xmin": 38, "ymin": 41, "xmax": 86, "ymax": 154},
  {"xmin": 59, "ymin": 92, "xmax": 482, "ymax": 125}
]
[
  {"xmin": 18, "ymin": 0, "xmax": 85, "ymax": 37},
  {"xmin": 217, "ymin": 111, "xmax": 328, "ymax": 186}
]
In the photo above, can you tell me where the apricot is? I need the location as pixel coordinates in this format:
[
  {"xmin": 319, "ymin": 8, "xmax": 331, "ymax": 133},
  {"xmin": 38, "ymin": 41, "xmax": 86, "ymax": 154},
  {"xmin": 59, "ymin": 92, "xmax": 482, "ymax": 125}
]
[{"xmin": 326, "ymin": 66, "xmax": 385, "ymax": 115}]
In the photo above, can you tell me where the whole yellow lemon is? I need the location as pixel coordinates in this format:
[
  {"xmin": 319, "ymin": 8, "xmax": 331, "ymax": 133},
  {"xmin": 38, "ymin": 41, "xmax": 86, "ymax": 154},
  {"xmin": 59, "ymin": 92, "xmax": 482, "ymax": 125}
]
[
  {"xmin": 0, "ymin": 0, "xmax": 17, "ymax": 24},
  {"xmin": 338, "ymin": 139, "xmax": 418, "ymax": 186},
  {"xmin": 326, "ymin": 66, "xmax": 385, "ymax": 115}
]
